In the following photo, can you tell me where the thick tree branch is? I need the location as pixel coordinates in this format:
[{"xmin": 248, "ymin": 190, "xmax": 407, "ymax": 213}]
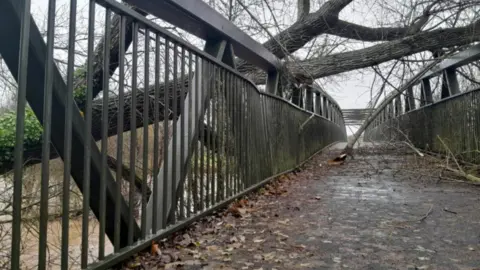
[
  {"xmin": 325, "ymin": 20, "xmax": 410, "ymax": 41},
  {"xmin": 297, "ymin": 0, "xmax": 310, "ymax": 20},
  {"xmin": 291, "ymin": 20, "xmax": 480, "ymax": 80},
  {"xmin": 237, "ymin": 0, "xmax": 353, "ymax": 74},
  {"xmin": 320, "ymin": 1, "xmax": 437, "ymax": 42},
  {"xmin": 74, "ymin": 5, "xmax": 147, "ymax": 100}
]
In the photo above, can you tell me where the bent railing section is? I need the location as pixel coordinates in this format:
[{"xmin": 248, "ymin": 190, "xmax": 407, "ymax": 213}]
[
  {"xmin": 365, "ymin": 44, "xmax": 480, "ymax": 163},
  {"xmin": 0, "ymin": 0, "xmax": 345, "ymax": 269}
]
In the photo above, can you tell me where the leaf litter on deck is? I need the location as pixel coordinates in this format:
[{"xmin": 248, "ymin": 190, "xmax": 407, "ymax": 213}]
[{"xmin": 120, "ymin": 154, "xmax": 331, "ymax": 270}]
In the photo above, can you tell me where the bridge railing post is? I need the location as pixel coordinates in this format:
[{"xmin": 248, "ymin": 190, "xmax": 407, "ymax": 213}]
[
  {"xmin": 421, "ymin": 78, "xmax": 433, "ymax": 105},
  {"xmin": 305, "ymin": 86, "xmax": 314, "ymax": 112},
  {"xmin": 292, "ymin": 85, "xmax": 302, "ymax": 107},
  {"xmin": 315, "ymin": 92, "xmax": 321, "ymax": 116},
  {"xmin": 395, "ymin": 95, "xmax": 402, "ymax": 116},
  {"xmin": 444, "ymin": 67, "xmax": 460, "ymax": 97},
  {"xmin": 405, "ymin": 86, "xmax": 415, "ymax": 112},
  {"xmin": 266, "ymin": 70, "xmax": 280, "ymax": 96}
]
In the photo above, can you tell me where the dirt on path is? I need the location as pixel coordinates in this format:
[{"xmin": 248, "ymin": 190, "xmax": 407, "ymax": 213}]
[{"xmin": 122, "ymin": 144, "xmax": 480, "ymax": 270}]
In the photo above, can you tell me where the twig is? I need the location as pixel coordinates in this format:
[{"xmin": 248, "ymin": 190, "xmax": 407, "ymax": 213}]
[
  {"xmin": 443, "ymin": 208, "xmax": 457, "ymax": 214},
  {"xmin": 418, "ymin": 205, "xmax": 434, "ymax": 222},
  {"xmin": 299, "ymin": 113, "xmax": 315, "ymax": 133},
  {"xmin": 389, "ymin": 204, "xmax": 434, "ymax": 228},
  {"xmin": 439, "ymin": 165, "xmax": 480, "ymax": 183},
  {"xmin": 437, "ymin": 136, "xmax": 463, "ymax": 173},
  {"xmin": 403, "ymin": 141, "xmax": 424, "ymax": 157}
]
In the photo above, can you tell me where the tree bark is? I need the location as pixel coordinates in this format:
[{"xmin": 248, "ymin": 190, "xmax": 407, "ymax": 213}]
[
  {"xmin": 237, "ymin": 0, "xmax": 353, "ymax": 75},
  {"xmin": 74, "ymin": 5, "xmax": 148, "ymax": 101},
  {"xmin": 283, "ymin": 20, "xmax": 480, "ymax": 82}
]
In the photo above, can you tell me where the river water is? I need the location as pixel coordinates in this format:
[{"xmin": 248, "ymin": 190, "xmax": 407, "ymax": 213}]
[{"xmin": 0, "ymin": 216, "xmax": 113, "ymax": 269}]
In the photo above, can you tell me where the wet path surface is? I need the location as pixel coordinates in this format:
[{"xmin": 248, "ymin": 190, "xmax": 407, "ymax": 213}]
[{"xmin": 127, "ymin": 144, "xmax": 480, "ymax": 270}]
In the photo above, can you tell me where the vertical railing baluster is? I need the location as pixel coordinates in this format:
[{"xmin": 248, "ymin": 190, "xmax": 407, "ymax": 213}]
[
  {"xmin": 235, "ymin": 76, "xmax": 240, "ymax": 193},
  {"xmin": 187, "ymin": 51, "xmax": 193, "ymax": 217},
  {"xmin": 170, "ymin": 43, "xmax": 179, "ymax": 223},
  {"xmin": 211, "ymin": 65, "xmax": 216, "ymax": 205},
  {"xmin": 82, "ymin": 0, "xmax": 95, "ymax": 267},
  {"xmin": 225, "ymin": 72, "xmax": 231, "ymax": 198},
  {"xmin": 162, "ymin": 40, "xmax": 170, "ymax": 229},
  {"xmin": 179, "ymin": 46, "xmax": 186, "ymax": 220},
  {"xmin": 152, "ymin": 34, "xmax": 161, "ymax": 233},
  {"xmin": 99, "ymin": 8, "xmax": 111, "ymax": 260},
  {"xmin": 129, "ymin": 22, "xmax": 139, "ymax": 245},
  {"xmin": 218, "ymin": 69, "xmax": 225, "ymax": 201},
  {"xmin": 62, "ymin": 0, "xmax": 77, "ymax": 267},
  {"xmin": 194, "ymin": 55, "xmax": 201, "ymax": 213},
  {"xmin": 11, "ymin": 0, "xmax": 31, "ymax": 268},
  {"xmin": 205, "ymin": 63, "xmax": 211, "ymax": 208},
  {"xmin": 141, "ymin": 28, "xmax": 150, "ymax": 238},
  {"xmin": 241, "ymin": 81, "xmax": 247, "ymax": 188},
  {"xmin": 38, "ymin": 0, "xmax": 56, "ymax": 268},
  {"xmin": 114, "ymin": 15, "xmax": 126, "ymax": 251}
]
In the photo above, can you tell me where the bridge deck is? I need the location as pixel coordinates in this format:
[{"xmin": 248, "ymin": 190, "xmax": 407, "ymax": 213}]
[{"xmin": 124, "ymin": 143, "xmax": 480, "ymax": 269}]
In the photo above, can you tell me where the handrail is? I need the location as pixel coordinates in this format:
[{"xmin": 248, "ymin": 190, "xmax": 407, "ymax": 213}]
[
  {"xmin": 365, "ymin": 45, "xmax": 480, "ymax": 164},
  {"xmin": 420, "ymin": 43, "xmax": 480, "ymax": 80},
  {"xmin": 122, "ymin": 0, "xmax": 282, "ymax": 72},
  {"xmin": 375, "ymin": 44, "xmax": 480, "ymax": 107}
]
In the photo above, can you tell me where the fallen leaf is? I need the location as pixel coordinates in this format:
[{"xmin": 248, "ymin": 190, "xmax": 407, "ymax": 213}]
[
  {"xmin": 289, "ymin": 253, "xmax": 299, "ymax": 259},
  {"xmin": 293, "ymin": 244, "xmax": 306, "ymax": 250},
  {"xmin": 273, "ymin": 231, "xmax": 289, "ymax": 241},
  {"xmin": 253, "ymin": 238, "xmax": 265, "ymax": 243},
  {"xmin": 239, "ymin": 235, "xmax": 246, "ymax": 242},
  {"xmin": 415, "ymin": 245, "xmax": 436, "ymax": 253},
  {"xmin": 231, "ymin": 242, "xmax": 242, "ymax": 249},
  {"xmin": 225, "ymin": 223, "xmax": 235, "ymax": 229},
  {"xmin": 127, "ymin": 261, "xmax": 141, "ymax": 269},
  {"xmin": 164, "ymin": 260, "xmax": 204, "ymax": 269},
  {"xmin": 178, "ymin": 234, "xmax": 192, "ymax": 247},
  {"xmin": 207, "ymin": 245, "xmax": 219, "ymax": 252},
  {"xmin": 151, "ymin": 241, "xmax": 161, "ymax": 256},
  {"xmin": 227, "ymin": 206, "xmax": 242, "ymax": 218},
  {"xmin": 278, "ymin": 219, "xmax": 290, "ymax": 225}
]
